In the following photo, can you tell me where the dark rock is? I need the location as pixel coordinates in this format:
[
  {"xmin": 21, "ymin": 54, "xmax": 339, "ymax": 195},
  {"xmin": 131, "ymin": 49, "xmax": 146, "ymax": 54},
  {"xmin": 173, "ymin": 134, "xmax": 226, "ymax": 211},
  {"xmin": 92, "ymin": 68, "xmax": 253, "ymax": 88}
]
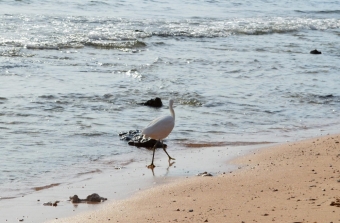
[
  {"xmin": 70, "ymin": 195, "xmax": 81, "ymax": 203},
  {"xmin": 69, "ymin": 193, "xmax": 107, "ymax": 203},
  {"xmin": 119, "ymin": 130, "xmax": 166, "ymax": 148},
  {"xmin": 86, "ymin": 193, "xmax": 107, "ymax": 202},
  {"xmin": 141, "ymin": 97, "xmax": 163, "ymax": 107},
  {"xmin": 310, "ymin": 49, "xmax": 322, "ymax": 54},
  {"xmin": 128, "ymin": 135, "xmax": 166, "ymax": 148}
]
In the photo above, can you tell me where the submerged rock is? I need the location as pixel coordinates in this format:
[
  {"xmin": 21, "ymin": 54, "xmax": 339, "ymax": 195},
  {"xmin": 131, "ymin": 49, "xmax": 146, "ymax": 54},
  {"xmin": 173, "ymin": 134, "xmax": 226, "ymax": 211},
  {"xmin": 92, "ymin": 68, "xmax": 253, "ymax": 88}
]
[
  {"xmin": 119, "ymin": 130, "xmax": 166, "ymax": 148},
  {"xmin": 310, "ymin": 49, "xmax": 322, "ymax": 54},
  {"xmin": 43, "ymin": 201, "xmax": 59, "ymax": 206},
  {"xmin": 119, "ymin": 130, "xmax": 141, "ymax": 141},
  {"xmin": 69, "ymin": 193, "xmax": 107, "ymax": 203}
]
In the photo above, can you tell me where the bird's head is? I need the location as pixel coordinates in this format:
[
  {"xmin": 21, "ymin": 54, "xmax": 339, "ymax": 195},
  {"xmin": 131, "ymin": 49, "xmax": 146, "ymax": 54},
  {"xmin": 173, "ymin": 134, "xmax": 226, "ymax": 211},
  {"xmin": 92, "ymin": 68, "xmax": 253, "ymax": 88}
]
[{"xmin": 169, "ymin": 99, "xmax": 174, "ymax": 108}]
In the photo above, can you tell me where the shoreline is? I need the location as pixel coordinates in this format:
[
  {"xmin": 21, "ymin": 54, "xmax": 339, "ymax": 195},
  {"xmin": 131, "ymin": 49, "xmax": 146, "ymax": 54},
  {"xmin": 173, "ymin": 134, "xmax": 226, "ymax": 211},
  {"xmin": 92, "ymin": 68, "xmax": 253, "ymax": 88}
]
[
  {"xmin": 1, "ymin": 140, "xmax": 265, "ymax": 223},
  {"xmin": 48, "ymin": 133, "xmax": 340, "ymax": 223}
]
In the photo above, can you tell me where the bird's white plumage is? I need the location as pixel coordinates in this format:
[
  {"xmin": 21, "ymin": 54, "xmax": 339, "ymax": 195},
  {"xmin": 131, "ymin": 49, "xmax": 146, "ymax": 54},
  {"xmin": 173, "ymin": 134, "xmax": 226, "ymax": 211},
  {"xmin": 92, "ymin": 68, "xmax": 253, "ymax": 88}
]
[
  {"xmin": 142, "ymin": 99, "xmax": 175, "ymax": 140},
  {"xmin": 142, "ymin": 115, "xmax": 174, "ymax": 139}
]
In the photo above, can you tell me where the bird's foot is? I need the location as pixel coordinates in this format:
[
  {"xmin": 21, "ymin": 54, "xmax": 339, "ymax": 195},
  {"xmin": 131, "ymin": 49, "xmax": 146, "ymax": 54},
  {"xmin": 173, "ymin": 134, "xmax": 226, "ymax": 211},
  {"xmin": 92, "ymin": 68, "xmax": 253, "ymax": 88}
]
[
  {"xmin": 169, "ymin": 157, "xmax": 175, "ymax": 160},
  {"xmin": 147, "ymin": 164, "xmax": 156, "ymax": 169},
  {"xmin": 168, "ymin": 161, "xmax": 175, "ymax": 167}
]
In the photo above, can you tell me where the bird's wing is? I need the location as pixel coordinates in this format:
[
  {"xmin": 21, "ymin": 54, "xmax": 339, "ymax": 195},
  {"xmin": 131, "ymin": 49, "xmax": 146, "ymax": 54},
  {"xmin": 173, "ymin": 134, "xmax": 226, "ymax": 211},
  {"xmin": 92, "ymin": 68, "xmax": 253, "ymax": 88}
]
[
  {"xmin": 145, "ymin": 115, "xmax": 164, "ymax": 127},
  {"xmin": 142, "ymin": 115, "xmax": 174, "ymax": 138}
]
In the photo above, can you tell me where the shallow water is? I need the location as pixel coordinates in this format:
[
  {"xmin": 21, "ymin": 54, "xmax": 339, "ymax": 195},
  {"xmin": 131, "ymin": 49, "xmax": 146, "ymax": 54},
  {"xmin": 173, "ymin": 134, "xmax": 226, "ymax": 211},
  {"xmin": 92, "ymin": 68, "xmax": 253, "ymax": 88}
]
[{"xmin": 1, "ymin": 0, "xmax": 340, "ymax": 200}]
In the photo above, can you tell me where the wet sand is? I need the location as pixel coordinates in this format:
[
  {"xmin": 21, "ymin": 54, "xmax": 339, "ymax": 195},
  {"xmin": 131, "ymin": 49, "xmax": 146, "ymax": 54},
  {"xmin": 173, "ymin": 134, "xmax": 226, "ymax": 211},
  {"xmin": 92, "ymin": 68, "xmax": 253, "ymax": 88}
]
[
  {"xmin": 47, "ymin": 134, "xmax": 340, "ymax": 223},
  {"xmin": 1, "ymin": 141, "xmax": 256, "ymax": 223}
]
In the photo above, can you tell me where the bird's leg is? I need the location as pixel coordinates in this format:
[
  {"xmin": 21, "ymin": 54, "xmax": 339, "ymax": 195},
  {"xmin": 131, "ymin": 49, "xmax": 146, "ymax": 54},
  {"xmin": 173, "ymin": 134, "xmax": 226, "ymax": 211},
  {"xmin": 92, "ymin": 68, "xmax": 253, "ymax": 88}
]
[
  {"xmin": 161, "ymin": 141, "xmax": 175, "ymax": 161},
  {"xmin": 147, "ymin": 140, "xmax": 159, "ymax": 169}
]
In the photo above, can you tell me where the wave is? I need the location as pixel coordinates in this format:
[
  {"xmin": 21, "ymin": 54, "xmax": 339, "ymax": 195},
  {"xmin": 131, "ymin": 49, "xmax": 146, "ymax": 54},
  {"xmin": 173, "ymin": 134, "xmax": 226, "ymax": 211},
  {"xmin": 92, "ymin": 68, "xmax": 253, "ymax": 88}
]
[
  {"xmin": 295, "ymin": 10, "xmax": 340, "ymax": 15},
  {"xmin": 1, "ymin": 15, "xmax": 340, "ymax": 51},
  {"xmin": 76, "ymin": 169, "xmax": 102, "ymax": 176},
  {"xmin": 22, "ymin": 40, "xmax": 147, "ymax": 50},
  {"xmin": 182, "ymin": 141, "xmax": 273, "ymax": 148},
  {"xmin": 0, "ymin": 97, "xmax": 8, "ymax": 105},
  {"xmin": 74, "ymin": 132, "xmax": 108, "ymax": 137},
  {"xmin": 287, "ymin": 93, "xmax": 340, "ymax": 105},
  {"xmin": 33, "ymin": 183, "xmax": 60, "ymax": 191},
  {"xmin": 0, "ymin": 48, "xmax": 34, "ymax": 57},
  {"xmin": 84, "ymin": 40, "xmax": 146, "ymax": 49},
  {"xmin": 151, "ymin": 17, "xmax": 340, "ymax": 37}
]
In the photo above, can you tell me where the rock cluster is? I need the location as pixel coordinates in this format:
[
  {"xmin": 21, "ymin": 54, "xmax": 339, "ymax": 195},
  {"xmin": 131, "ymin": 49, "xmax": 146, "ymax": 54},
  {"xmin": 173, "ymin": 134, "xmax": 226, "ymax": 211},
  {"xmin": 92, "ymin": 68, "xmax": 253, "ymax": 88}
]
[
  {"xmin": 69, "ymin": 193, "xmax": 107, "ymax": 203},
  {"xmin": 119, "ymin": 130, "xmax": 166, "ymax": 148}
]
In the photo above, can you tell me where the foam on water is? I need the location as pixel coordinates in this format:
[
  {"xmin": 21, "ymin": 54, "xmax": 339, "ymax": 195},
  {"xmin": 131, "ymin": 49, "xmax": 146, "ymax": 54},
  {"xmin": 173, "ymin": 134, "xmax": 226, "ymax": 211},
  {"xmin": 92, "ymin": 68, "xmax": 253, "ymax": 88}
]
[{"xmin": 1, "ymin": 14, "xmax": 340, "ymax": 51}]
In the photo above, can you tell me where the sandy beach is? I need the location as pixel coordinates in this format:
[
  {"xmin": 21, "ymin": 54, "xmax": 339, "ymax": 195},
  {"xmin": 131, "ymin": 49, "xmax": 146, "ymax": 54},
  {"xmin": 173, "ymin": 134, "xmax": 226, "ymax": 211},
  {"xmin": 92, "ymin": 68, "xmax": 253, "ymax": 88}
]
[{"xmin": 47, "ymin": 133, "xmax": 340, "ymax": 223}]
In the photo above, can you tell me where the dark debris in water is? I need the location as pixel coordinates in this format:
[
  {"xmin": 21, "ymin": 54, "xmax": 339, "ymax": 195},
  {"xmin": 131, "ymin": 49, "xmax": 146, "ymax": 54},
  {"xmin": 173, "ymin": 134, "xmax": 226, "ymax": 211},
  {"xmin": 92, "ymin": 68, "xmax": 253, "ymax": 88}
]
[{"xmin": 119, "ymin": 130, "xmax": 166, "ymax": 148}]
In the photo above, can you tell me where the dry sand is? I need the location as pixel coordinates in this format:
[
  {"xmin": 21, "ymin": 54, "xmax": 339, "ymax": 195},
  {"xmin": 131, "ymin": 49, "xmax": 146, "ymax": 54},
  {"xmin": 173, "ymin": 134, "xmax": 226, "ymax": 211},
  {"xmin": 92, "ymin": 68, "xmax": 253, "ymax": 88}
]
[{"xmin": 49, "ymin": 134, "xmax": 340, "ymax": 223}]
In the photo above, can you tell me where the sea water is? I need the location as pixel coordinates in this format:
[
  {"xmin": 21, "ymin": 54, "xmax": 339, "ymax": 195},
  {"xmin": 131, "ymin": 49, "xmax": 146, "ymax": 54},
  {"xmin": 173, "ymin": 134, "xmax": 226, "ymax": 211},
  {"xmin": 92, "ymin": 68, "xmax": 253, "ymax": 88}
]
[{"xmin": 1, "ymin": 0, "xmax": 340, "ymax": 200}]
